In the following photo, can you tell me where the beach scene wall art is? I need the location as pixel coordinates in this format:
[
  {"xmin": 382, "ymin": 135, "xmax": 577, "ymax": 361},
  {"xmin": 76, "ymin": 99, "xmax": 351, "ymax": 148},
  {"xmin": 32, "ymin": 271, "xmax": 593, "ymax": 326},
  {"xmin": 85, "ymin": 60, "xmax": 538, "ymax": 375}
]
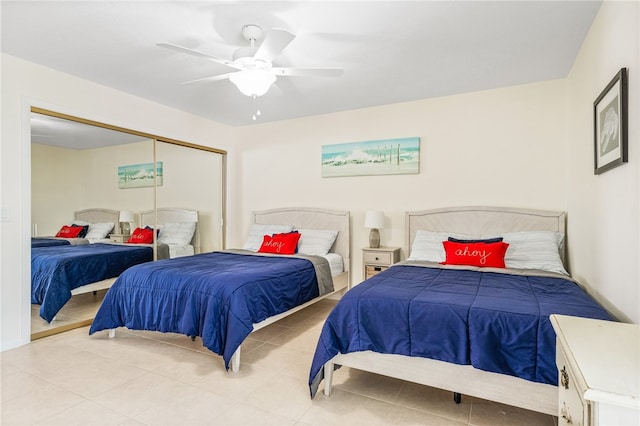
[
  {"xmin": 321, "ymin": 137, "xmax": 420, "ymax": 178},
  {"xmin": 118, "ymin": 162, "xmax": 163, "ymax": 188}
]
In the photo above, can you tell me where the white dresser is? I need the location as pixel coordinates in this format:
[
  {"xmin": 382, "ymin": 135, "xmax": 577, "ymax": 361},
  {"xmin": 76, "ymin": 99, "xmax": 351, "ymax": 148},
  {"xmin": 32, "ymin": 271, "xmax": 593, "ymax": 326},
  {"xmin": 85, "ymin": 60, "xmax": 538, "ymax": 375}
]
[{"xmin": 550, "ymin": 314, "xmax": 640, "ymax": 426}]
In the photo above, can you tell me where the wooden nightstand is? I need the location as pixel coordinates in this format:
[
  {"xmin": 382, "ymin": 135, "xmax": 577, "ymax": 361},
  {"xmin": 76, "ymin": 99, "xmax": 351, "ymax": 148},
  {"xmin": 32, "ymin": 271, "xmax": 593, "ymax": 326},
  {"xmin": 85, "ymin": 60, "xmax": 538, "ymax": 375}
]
[
  {"xmin": 108, "ymin": 233, "xmax": 130, "ymax": 243},
  {"xmin": 362, "ymin": 246, "xmax": 401, "ymax": 280},
  {"xmin": 551, "ymin": 314, "xmax": 639, "ymax": 426}
]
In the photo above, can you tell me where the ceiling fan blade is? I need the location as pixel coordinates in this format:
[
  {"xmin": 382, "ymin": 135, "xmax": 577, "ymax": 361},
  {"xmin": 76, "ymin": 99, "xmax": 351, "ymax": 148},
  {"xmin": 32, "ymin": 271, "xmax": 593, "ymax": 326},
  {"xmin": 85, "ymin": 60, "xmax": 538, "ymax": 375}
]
[
  {"xmin": 157, "ymin": 42, "xmax": 242, "ymax": 70},
  {"xmin": 181, "ymin": 72, "xmax": 235, "ymax": 85},
  {"xmin": 254, "ymin": 28, "xmax": 295, "ymax": 62},
  {"xmin": 272, "ymin": 67, "xmax": 344, "ymax": 77}
]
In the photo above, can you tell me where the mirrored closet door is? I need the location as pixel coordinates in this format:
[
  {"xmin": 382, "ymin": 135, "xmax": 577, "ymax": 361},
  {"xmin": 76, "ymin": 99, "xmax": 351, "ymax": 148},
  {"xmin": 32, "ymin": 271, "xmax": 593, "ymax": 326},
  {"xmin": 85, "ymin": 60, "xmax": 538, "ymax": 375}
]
[
  {"xmin": 30, "ymin": 108, "xmax": 227, "ymax": 339},
  {"xmin": 155, "ymin": 141, "xmax": 225, "ymax": 254}
]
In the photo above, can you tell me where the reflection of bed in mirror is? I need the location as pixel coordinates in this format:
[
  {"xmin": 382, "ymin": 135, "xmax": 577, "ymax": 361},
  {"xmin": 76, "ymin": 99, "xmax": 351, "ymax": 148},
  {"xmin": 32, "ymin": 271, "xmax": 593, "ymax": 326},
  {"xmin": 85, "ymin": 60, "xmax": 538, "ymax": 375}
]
[
  {"xmin": 31, "ymin": 208, "xmax": 119, "ymax": 247},
  {"xmin": 31, "ymin": 206, "xmax": 155, "ymax": 323},
  {"xmin": 65, "ymin": 209, "xmax": 123, "ymax": 297},
  {"xmin": 89, "ymin": 207, "xmax": 350, "ymax": 372},
  {"xmin": 139, "ymin": 207, "xmax": 199, "ymax": 258}
]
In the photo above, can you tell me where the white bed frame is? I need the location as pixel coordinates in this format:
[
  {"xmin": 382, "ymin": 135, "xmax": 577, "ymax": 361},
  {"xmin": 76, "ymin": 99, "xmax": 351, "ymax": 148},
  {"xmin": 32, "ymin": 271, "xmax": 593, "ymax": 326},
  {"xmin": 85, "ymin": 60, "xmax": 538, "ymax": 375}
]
[
  {"xmin": 228, "ymin": 207, "xmax": 351, "ymax": 372},
  {"xmin": 323, "ymin": 206, "xmax": 565, "ymax": 416}
]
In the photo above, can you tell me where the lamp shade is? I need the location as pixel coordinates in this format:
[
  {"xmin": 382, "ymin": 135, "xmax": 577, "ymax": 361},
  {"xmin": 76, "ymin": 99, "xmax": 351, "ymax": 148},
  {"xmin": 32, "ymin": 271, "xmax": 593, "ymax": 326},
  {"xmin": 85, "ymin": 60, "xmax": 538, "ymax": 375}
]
[
  {"xmin": 119, "ymin": 210, "xmax": 134, "ymax": 222},
  {"xmin": 364, "ymin": 211, "xmax": 384, "ymax": 229},
  {"xmin": 229, "ymin": 69, "xmax": 276, "ymax": 97}
]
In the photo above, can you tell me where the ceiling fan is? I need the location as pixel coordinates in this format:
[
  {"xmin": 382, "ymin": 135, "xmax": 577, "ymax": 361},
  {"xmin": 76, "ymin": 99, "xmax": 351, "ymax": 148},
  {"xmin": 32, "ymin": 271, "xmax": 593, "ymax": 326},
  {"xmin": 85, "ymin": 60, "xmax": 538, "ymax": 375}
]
[{"xmin": 158, "ymin": 25, "xmax": 344, "ymax": 98}]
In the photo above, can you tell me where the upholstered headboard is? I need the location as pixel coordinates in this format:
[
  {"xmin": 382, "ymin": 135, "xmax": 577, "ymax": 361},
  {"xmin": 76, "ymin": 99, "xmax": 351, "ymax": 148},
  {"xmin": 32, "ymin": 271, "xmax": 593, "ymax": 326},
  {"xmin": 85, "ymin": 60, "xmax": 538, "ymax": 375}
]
[
  {"xmin": 140, "ymin": 208, "xmax": 200, "ymax": 253},
  {"xmin": 252, "ymin": 207, "xmax": 351, "ymax": 272},
  {"xmin": 74, "ymin": 208, "xmax": 119, "ymax": 229},
  {"xmin": 405, "ymin": 206, "xmax": 567, "ymax": 265}
]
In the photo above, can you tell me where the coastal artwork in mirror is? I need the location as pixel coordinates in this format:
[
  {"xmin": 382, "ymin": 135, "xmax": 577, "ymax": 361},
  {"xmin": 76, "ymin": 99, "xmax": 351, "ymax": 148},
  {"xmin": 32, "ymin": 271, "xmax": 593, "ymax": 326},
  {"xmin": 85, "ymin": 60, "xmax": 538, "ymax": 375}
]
[{"xmin": 118, "ymin": 162, "xmax": 163, "ymax": 188}]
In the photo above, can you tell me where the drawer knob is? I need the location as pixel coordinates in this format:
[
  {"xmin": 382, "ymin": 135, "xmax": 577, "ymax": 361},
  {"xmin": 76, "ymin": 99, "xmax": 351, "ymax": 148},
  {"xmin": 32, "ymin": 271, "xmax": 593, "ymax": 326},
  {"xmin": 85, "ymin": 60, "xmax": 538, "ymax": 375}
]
[
  {"xmin": 375, "ymin": 256, "xmax": 379, "ymax": 260},
  {"xmin": 560, "ymin": 402, "xmax": 573, "ymax": 424},
  {"xmin": 560, "ymin": 366, "xmax": 569, "ymax": 389}
]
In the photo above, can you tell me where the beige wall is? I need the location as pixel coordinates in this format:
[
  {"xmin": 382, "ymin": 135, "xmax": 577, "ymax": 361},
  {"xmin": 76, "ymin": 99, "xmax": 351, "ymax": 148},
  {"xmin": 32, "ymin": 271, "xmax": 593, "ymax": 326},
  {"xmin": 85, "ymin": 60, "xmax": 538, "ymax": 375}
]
[
  {"xmin": 235, "ymin": 79, "xmax": 569, "ymax": 282},
  {"xmin": 565, "ymin": 0, "xmax": 640, "ymax": 323},
  {"xmin": 32, "ymin": 140, "xmax": 154, "ymax": 236},
  {"xmin": 32, "ymin": 141, "xmax": 225, "ymax": 252},
  {"xmin": 31, "ymin": 143, "xmax": 85, "ymax": 234},
  {"xmin": 233, "ymin": 0, "xmax": 639, "ymax": 323}
]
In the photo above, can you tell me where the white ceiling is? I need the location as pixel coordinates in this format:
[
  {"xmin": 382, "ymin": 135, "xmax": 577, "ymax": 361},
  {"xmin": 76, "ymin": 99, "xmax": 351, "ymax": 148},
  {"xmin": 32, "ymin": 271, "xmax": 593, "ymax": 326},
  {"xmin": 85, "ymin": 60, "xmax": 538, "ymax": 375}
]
[
  {"xmin": 2, "ymin": 1, "xmax": 601, "ymax": 128},
  {"xmin": 30, "ymin": 113, "xmax": 149, "ymax": 149}
]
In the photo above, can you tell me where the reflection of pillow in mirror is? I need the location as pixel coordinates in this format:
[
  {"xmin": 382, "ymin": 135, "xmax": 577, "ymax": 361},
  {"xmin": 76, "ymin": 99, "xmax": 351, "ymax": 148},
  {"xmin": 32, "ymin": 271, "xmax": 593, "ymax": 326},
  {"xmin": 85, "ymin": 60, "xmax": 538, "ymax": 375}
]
[
  {"xmin": 157, "ymin": 222, "xmax": 196, "ymax": 246},
  {"xmin": 242, "ymin": 224, "xmax": 293, "ymax": 252},
  {"xmin": 71, "ymin": 224, "xmax": 90, "ymax": 238},
  {"xmin": 127, "ymin": 227, "xmax": 154, "ymax": 244},
  {"xmin": 85, "ymin": 222, "xmax": 114, "ymax": 239},
  {"xmin": 55, "ymin": 225, "xmax": 84, "ymax": 238}
]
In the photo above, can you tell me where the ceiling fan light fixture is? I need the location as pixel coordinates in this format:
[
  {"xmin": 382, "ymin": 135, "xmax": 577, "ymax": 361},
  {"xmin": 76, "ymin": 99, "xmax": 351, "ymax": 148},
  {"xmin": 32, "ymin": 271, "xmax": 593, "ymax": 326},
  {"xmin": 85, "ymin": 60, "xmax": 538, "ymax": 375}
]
[{"xmin": 229, "ymin": 69, "xmax": 276, "ymax": 97}]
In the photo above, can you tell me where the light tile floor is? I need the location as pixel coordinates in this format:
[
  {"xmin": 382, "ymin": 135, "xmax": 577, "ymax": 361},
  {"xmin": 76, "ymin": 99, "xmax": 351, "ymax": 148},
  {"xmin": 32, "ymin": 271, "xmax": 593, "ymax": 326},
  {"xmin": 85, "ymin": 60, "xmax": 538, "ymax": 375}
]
[
  {"xmin": 3, "ymin": 299, "xmax": 557, "ymax": 425},
  {"xmin": 31, "ymin": 290, "xmax": 108, "ymax": 339}
]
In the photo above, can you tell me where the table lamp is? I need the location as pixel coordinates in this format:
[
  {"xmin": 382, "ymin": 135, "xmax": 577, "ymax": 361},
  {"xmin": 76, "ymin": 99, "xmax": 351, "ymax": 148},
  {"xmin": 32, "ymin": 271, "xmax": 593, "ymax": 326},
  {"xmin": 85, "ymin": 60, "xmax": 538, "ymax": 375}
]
[
  {"xmin": 364, "ymin": 210, "xmax": 384, "ymax": 248},
  {"xmin": 119, "ymin": 210, "xmax": 134, "ymax": 235}
]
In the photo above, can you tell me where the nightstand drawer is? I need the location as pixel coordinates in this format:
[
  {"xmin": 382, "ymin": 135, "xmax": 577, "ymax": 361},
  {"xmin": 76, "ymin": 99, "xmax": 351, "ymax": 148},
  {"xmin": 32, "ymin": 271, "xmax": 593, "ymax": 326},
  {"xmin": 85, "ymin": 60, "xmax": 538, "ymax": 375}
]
[
  {"xmin": 363, "ymin": 251, "xmax": 392, "ymax": 265},
  {"xmin": 362, "ymin": 247, "xmax": 400, "ymax": 282},
  {"xmin": 109, "ymin": 234, "xmax": 130, "ymax": 244}
]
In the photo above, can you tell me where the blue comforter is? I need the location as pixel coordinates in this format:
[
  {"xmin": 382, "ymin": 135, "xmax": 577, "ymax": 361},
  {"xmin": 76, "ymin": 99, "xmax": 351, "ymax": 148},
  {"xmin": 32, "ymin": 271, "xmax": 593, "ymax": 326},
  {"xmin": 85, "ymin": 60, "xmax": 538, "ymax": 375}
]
[
  {"xmin": 309, "ymin": 263, "xmax": 612, "ymax": 397},
  {"xmin": 31, "ymin": 237, "xmax": 71, "ymax": 248},
  {"xmin": 89, "ymin": 251, "xmax": 328, "ymax": 369},
  {"xmin": 32, "ymin": 244, "xmax": 153, "ymax": 322}
]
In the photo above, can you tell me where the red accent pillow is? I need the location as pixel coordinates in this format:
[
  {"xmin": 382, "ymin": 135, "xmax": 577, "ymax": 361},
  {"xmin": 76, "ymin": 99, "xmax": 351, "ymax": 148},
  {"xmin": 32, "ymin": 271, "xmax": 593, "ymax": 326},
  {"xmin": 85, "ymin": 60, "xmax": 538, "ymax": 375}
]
[
  {"xmin": 55, "ymin": 225, "xmax": 84, "ymax": 238},
  {"xmin": 127, "ymin": 227, "xmax": 154, "ymax": 244},
  {"xmin": 258, "ymin": 232, "xmax": 301, "ymax": 255},
  {"xmin": 442, "ymin": 241, "xmax": 509, "ymax": 268}
]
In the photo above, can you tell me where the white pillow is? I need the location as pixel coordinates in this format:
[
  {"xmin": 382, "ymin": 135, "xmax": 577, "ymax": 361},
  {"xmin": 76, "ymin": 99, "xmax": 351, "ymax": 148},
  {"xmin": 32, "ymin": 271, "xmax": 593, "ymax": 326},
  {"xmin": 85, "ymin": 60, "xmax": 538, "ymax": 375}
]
[
  {"xmin": 297, "ymin": 229, "xmax": 338, "ymax": 256},
  {"xmin": 242, "ymin": 224, "xmax": 293, "ymax": 252},
  {"xmin": 502, "ymin": 231, "xmax": 568, "ymax": 275},
  {"xmin": 84, "ymin": 222, "xmax": 114, "ymax": 239},
  {"xmin": 408, "ymin": 230, "xmax": 476, "ymax": 262},
  {"xmin": 158, "ymin": 222, "xmax": 197, "ymax": 246}
]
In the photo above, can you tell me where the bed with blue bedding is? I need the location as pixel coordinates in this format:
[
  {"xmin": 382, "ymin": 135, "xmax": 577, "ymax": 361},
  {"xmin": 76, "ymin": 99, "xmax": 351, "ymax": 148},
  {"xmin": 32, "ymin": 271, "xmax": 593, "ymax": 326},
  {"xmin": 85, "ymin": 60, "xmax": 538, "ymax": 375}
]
[
  {"xmin": 89, "ymin": 250, "xmax": 335, "ymax": 369},
  {"xmin": 309, "ymin": 263, "xmax": 611, "ymax": 394},
  {"xmin": 31, "ymin": 237, "xmax": 71, "ymax": 248},
  {"xmin": 89, "ymin": 207, "xmax": 350, "ymax": 372},
  {"xmin": 310, "ymin": 206, "xmax": 614, "ymax": 416},
  {"xmin": 32, "ymin": 243, "xmax": 153, "ymax": 322}
]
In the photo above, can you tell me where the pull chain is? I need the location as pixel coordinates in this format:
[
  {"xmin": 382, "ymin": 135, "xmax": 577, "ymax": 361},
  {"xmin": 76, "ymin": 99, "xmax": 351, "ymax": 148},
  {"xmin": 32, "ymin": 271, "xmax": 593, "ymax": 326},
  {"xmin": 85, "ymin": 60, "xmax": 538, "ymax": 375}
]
[{"xmin": 252, "ymin": 95, "xmax": 262, "ymax": 121}]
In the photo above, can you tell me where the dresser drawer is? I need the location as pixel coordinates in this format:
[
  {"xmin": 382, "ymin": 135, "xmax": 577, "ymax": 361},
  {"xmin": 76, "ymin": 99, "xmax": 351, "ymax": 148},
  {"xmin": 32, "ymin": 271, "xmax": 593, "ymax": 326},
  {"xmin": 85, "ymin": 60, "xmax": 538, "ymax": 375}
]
[
  {"xmin": 557, "ymin": 343, "xmax": 588, "ymax": 426},
  {"xmin": 363, "ymin": 251, "xmax": 392, "ymax": 265}
]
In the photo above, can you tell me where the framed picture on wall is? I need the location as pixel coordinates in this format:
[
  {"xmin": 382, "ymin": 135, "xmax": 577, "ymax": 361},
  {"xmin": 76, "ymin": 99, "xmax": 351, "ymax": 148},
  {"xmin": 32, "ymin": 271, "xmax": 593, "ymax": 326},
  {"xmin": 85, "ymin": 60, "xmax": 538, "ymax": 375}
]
[
  {"xmin": 594, "ymin": 67, "xmax": 627, "ymax": 175},
  {"xmin": 321, "ymin": 137, "xmax": 420, "ymax": 178}
]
